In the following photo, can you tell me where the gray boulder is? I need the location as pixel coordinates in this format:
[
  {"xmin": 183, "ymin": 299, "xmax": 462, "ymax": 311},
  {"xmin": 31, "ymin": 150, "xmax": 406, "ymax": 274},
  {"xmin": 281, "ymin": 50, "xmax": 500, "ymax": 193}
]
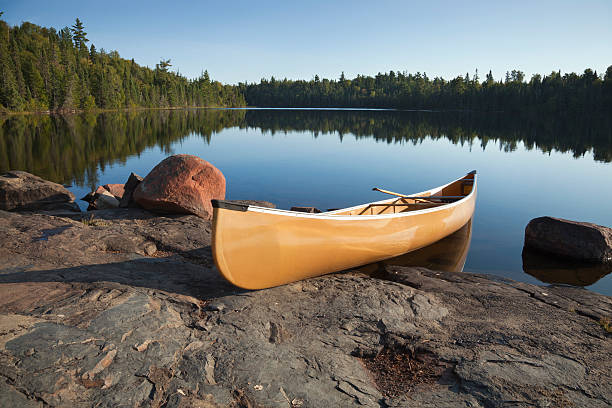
[
  {"xmin": 525, "ymin": 216, "xmax": 612, "ymax": 263},
  {"xmin": 91, "ymin": 191, "xmax": 120, "ymax": 210},
  {"xmin": 0, "ymin": 170, "xmax": 79, "ymax": 212}
]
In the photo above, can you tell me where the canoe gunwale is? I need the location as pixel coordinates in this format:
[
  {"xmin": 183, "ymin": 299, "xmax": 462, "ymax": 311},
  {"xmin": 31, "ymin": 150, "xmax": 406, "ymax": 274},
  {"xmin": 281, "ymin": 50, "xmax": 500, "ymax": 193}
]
[{"xmin": 215, "ymin": 171, "xmax": 477, "ymax": 221}]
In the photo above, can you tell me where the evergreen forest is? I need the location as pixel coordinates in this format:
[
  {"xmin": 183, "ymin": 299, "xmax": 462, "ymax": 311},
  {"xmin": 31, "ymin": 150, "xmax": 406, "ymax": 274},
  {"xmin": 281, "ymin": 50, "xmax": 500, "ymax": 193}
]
[
  {"xmin": 0, "ymin": 16, "xmax": 611, "ymax": 115},
  {"xmin": 0, "ymin": 17, "xmax": 245, "ymax": 112},
  {"xmin": 242, "ymin": 68, "xmax": 612, "ymax": 114}
]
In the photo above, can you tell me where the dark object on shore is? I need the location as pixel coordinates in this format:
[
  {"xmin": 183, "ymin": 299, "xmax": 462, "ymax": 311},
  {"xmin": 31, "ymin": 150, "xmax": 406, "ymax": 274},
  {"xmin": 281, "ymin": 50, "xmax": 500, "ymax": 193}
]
[
  {"xmin": 119, "ymin": 173, "xmax": 143, "ymax": 208},
  {"xmin": 0, "ymin": 171, "xmax": 80, "ymax": 212},
  {"xmin": 133, "ymin": 154, "xmax": 225, "ymax": 220},
  {"xmin": 525, "ymin": 216, "xmax": 612, "ymax": 263},
  {"xmin": 83, "ymin": 174, "xmax": 143, "ymax": 211},
  {"xmin": 290, "ymin": 206, "xmax": 322, "ymax": 213},
  {"xmin": 522, "ymin": 247, "xmax": 612, "ymax": 286},
  {"xmin": 229, "ymin": 200, "xmax": 276, "ymax": 209}
]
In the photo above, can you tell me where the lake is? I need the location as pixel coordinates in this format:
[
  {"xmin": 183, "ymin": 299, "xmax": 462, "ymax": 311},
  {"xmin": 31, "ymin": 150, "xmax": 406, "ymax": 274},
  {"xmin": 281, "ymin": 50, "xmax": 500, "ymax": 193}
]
[{"xmin": 1, "ymin": 108, "xmax": 611, "ymax": 295}]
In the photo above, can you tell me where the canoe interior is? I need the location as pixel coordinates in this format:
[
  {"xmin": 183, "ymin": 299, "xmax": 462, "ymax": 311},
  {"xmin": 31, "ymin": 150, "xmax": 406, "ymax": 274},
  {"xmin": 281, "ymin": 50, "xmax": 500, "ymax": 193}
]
[{"xmin": 329, "ymin": 173, "xmax": 475, "ymax": 216}]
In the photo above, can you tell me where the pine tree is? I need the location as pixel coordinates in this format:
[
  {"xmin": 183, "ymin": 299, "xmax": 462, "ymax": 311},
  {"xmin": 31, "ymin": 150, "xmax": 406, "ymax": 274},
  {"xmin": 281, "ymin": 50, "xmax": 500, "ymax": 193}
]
[{"xmin": 70, "ymin": 18, "xmax": 88, "ymax": 51}]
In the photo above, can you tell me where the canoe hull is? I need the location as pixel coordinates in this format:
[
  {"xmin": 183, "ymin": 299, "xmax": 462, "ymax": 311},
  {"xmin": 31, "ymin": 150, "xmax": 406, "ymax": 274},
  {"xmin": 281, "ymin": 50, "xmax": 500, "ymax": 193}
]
[{"xmin": 212, "ymin": 174, "xmax": 477, "ymax": 289}]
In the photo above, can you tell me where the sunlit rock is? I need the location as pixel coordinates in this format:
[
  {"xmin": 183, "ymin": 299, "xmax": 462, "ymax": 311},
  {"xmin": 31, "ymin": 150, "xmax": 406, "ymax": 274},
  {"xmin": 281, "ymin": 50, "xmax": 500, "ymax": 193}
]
[
  {"xmin": 0, "ymin": 170, "xmax": 79, "ymax": 212},
  {"xmin": 133, "ymin": 154, "xmax": 225, "ymax": 219}
]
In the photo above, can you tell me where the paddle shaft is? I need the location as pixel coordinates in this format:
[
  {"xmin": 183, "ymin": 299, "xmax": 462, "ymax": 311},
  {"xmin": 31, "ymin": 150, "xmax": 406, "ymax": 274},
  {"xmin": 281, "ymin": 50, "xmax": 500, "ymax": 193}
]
[{"xmin": 372, "ymin": 188, "xmax": 463, "ymax": 201}]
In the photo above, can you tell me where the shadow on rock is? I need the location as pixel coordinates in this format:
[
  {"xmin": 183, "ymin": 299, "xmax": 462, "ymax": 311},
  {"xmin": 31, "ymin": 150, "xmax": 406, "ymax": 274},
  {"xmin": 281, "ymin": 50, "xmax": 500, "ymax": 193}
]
[{"xmin": 0, "ymin": 248, "xmax": 246, "ymax": 300}]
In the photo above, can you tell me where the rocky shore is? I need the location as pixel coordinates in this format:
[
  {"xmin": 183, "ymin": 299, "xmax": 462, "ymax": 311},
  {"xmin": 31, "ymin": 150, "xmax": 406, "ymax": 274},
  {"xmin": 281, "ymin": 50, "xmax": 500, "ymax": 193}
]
[{"xmin": 0, "ymin": 169, "xmax": 611, "ymax": 407}]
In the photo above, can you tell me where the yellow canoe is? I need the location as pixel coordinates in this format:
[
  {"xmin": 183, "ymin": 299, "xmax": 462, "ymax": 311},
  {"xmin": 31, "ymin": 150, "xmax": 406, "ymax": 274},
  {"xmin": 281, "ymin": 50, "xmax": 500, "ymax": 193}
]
[{"xmin": 211, "ymin": 171, "xmax": 477, "ymax": 289}]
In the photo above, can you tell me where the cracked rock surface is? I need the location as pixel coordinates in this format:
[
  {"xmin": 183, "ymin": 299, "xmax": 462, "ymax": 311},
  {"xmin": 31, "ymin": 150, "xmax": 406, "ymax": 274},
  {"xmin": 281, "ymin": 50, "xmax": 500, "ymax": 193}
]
[{"xmin": 0, "ymin": 209, "xmax": 610, "ymax": 407}]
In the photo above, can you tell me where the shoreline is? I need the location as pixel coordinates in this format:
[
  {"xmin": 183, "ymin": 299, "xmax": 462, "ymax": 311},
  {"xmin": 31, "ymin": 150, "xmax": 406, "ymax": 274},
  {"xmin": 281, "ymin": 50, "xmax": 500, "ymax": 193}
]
[
  {"xmin": 0, "ymin": 105, "xmax": 246, "ymax": 117},
  {"xmin": 0, "ymin": 206, "xmax": 610, "ymax": 406}
]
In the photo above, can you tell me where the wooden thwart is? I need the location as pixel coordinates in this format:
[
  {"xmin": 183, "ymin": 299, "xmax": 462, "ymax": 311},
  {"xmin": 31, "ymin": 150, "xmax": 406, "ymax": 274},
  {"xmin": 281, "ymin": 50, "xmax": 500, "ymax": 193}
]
[
  {"xmin": 367, "ymin": 202, "xmax": 449, "ymax": 207},
  {"xmin": 357, "ymin": 196, "xmax": 459, "ymax": 215},
  {"xmin": 372, "ymin": 187, "xmax": 464, "ymax": 202}
]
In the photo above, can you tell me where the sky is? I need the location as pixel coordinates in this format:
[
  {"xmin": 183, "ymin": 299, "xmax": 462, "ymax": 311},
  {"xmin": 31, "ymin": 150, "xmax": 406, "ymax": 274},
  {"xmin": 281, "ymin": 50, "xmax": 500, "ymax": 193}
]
[{"xmin": 1, "ymin": 0, "xmax": 611, "ymax": 84}]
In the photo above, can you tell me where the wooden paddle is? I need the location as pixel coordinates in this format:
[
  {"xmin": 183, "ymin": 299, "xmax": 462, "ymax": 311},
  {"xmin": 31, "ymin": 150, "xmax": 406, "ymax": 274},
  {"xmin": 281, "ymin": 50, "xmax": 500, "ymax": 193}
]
[{"xmin": 372, "ymin": 188, "xmax": 464, "ymax": 202}]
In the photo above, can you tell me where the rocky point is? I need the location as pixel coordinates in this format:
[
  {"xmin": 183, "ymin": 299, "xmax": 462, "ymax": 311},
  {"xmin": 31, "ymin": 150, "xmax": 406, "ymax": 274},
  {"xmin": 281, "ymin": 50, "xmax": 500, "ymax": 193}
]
[{"xmin": 0, "ymin": 170, "xmax": 610, "ymax": 407}]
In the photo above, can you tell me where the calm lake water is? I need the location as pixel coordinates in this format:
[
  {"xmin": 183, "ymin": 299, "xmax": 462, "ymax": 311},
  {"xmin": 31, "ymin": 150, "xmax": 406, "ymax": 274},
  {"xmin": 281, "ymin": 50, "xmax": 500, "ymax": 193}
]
[{"xmin": 2, "ymin": 108, "xmax": 611, "ymax": 295}]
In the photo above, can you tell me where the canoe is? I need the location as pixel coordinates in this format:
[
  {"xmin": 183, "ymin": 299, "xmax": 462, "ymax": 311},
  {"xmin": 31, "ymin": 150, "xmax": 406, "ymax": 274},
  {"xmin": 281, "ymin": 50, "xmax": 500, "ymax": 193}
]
[{"xmin": 211, "ymin": 171, "xmax": 477, "ymax": 289}]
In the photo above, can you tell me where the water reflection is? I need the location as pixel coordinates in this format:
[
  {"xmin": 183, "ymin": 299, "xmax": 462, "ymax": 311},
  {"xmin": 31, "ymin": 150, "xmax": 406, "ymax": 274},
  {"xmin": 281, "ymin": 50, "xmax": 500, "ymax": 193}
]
[
  {"xmin": 1, "ymin": 109, "xmax": 610, "ymax": 189},
  {"xmin": 522, "ymin": 247, "xmax": 612, "ymax": 287},
  {"xmin": 358, "ymin": 219, "xmax": 472, "ymax": 274},
  {"xmin": 0, "ymin": 109, "xmax": 246, "ymax": 188},
  {"xmin": 384, "ymin": 219, "xmax": 472, "ymax": 272}
]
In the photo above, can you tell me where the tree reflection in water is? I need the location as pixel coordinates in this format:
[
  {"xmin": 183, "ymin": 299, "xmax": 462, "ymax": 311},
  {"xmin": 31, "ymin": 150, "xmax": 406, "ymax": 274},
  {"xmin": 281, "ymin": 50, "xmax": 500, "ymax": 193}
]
[{"xmin": 1, "ymin": 109, "xmax": 610, "ymax": 190}]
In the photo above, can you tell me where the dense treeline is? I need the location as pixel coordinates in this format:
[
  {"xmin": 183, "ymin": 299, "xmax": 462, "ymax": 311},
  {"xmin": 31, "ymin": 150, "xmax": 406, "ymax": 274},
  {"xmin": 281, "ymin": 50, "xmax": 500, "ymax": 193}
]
[
  {"xmin": 243, "ymin": 68, "xmax": 612, "ymax": 114},
  {"xmin": 2, "ymin": 109, "xmax": 610, "ymax": 188},
  {"xmin": 0, "ymin": 17, "xmax": 245, "ymax": 112},
  {"xmin": 1, "ymin": 16, "xmax": 610, "ymax": 114}
]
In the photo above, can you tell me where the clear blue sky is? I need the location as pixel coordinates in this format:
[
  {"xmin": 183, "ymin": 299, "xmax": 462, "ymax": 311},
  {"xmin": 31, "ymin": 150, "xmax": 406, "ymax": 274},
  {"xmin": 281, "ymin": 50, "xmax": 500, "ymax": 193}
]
[{"xmin": 1, "ymin": 0, "xmax": 611, "ymax": 84}]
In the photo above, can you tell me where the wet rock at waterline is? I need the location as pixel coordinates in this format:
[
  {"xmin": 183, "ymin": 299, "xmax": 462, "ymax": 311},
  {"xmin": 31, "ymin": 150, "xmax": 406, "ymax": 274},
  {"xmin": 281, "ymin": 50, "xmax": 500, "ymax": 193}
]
[
  {"xmin": 0, "ymin": 170, "xmax": 80, "ymax": 212},
  {"xmin": 525, "ymin": 216, "xmax": 612, "ymax": 263},
  {"xmin": 84, "ymin": 174, "xmax": 144, "ymax": 211},
  {"xmin": 119, "ymin": 172, "xmax": 143, "ymax": 208},
  {"xmin": 0, "ymin": 208, "xmax": 609, "ymax": 407},
  {"xmin": 133, "ymin": 154, "xmax": 226, "ymax": 219}
]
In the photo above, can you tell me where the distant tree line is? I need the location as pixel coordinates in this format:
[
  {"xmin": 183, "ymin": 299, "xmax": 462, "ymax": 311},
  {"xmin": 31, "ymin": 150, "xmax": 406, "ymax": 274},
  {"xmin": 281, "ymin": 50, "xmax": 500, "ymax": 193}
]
[
  {"xmin": 0, "ymin": 17, "xmax": 245, "ymax": 113},
  {"xmin": 242, "ymin": 68, "xmax": 612, "ymax": 114},
  {"xmin": 1, "ymin": 16, "xmax": 611, "ymax": 115}
]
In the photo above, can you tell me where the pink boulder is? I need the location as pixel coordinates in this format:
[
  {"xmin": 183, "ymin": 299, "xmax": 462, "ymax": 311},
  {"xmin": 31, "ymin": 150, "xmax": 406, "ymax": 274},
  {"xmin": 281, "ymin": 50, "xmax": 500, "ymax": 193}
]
[
  {"xmin": 103, "ymin": 184, "xmax": 125, "ymax": 200},
  {"xmin": 94, "ymin": 185, "xmax": 107, "ymax": 196},
  {"xmin": 133, "ymin": 155, "xmax": 225, "ymax": 219}
]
